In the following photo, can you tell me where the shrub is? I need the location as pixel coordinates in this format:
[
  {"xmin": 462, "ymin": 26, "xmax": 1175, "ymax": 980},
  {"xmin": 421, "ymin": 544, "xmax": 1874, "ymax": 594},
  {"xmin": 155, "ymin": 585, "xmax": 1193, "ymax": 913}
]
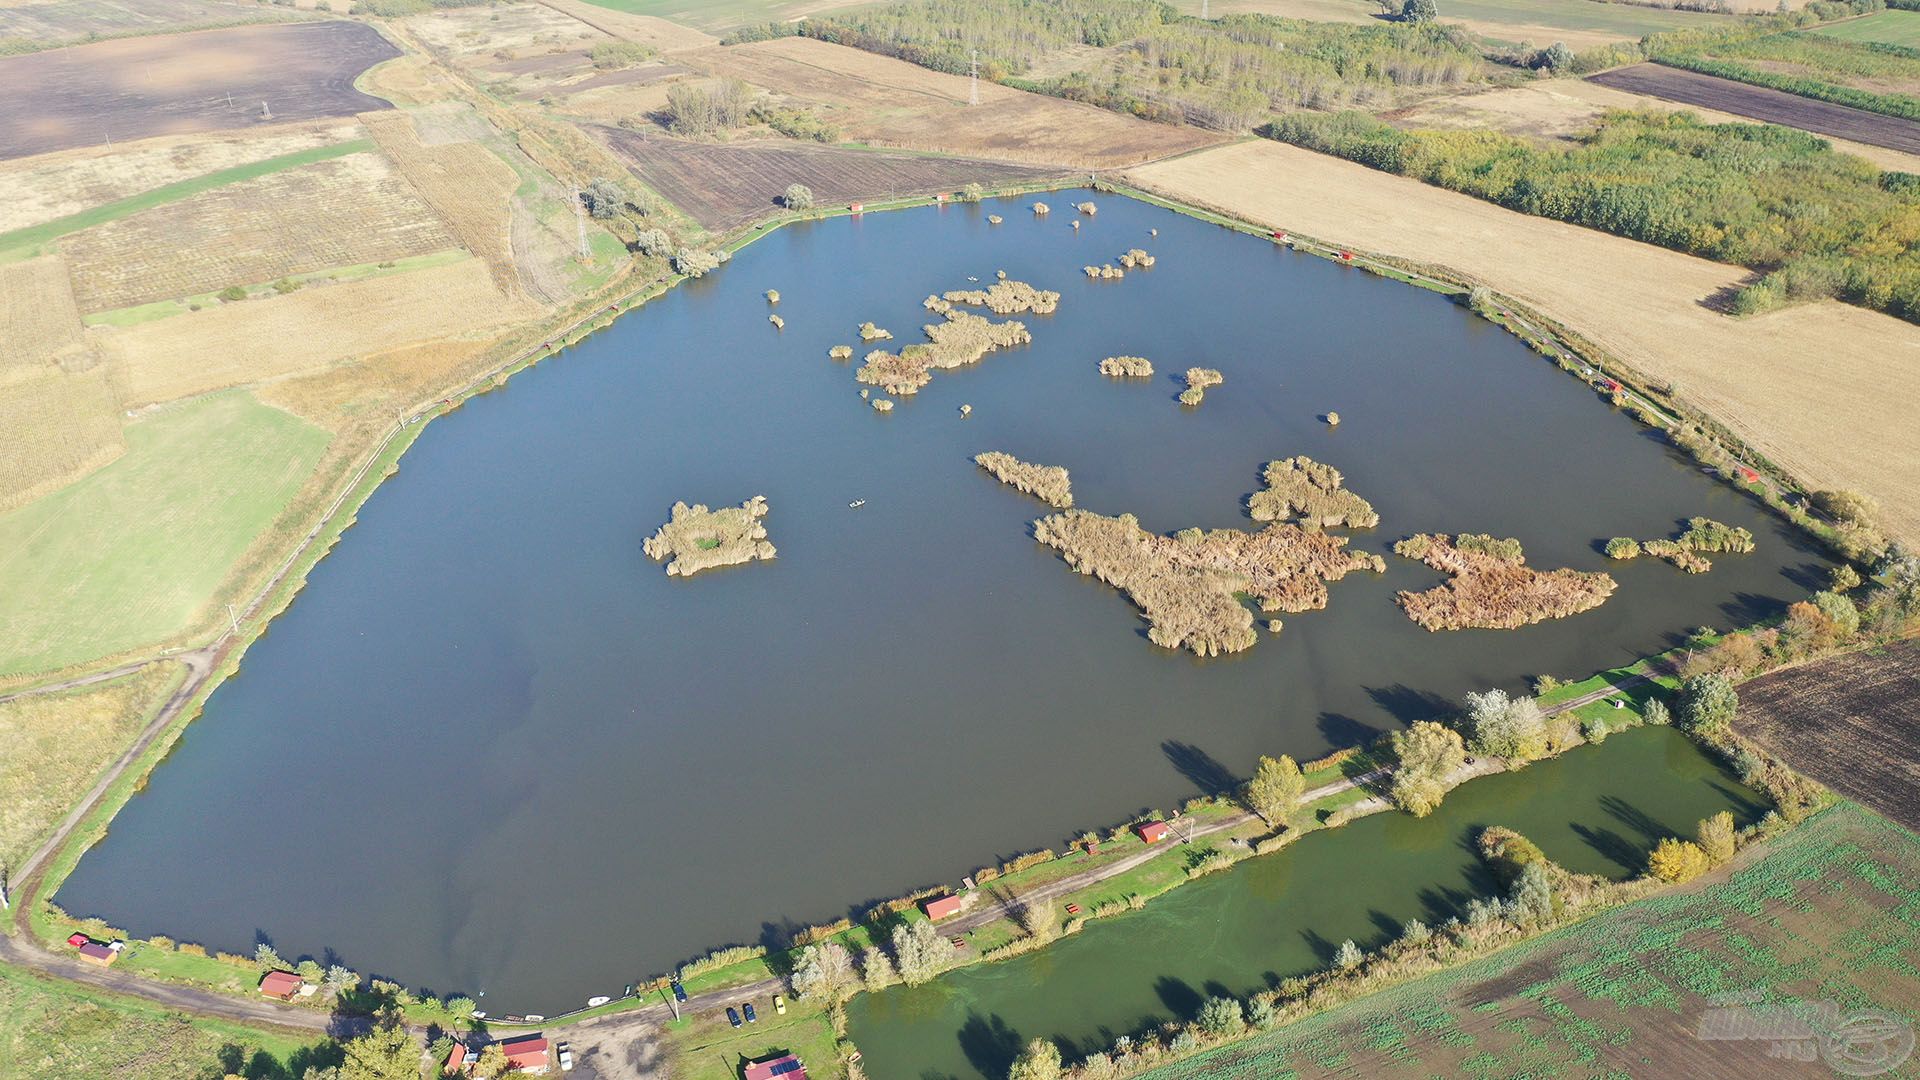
[
  {"xmin": 590, "ymin": 40, "xmax": 654, "ymax": 69},
  {"xmin": 1009, "ymin": 1037, "xmax": 1063, "ymax": 1080},
  {"xmin": 1812, "ymin": 589, "xmax": 1862, "ymax": 638},
  {"xmin": 1333, "ymin": 939, "xmax": 1364, "ymax": 969},
  {"xmin": 1506, "ymin": 861, "xmax": 1556, "ymax": 926},
  {"xmin": 219, "ymin": 286, "xmax": 247, "ymax": 302},
  {"xmin": 1642, "ymin": 698, "xmax": 1672, "ymax": 726},
  {"xmin": 1400, "ymin": 918, "xmax": 1431, "ymax": 944},
  {"xmin": 1536, "ymin": 40, "xmax": 1574, "ymax": 73},
  {"xmin": 1247, "ymin": 995, "xmax": 1277, "ymax": 1028},
  {"xmin": 671, "ymin": 248, "xmax": 728, "ymax": 278},
  {"xmin": 960, "ymin": 181, "xmax": 985, "ymax": 201},
  {"xmin": 581, "ymin": 178, "xmax": 626, "ymax": 220},
  {"xmin": 783, "ymin": 182, "xmax": 815, "ymax": 210},
  {"xmin": 1677, "ymin": 673, "xmax": 1738, "ymax": 735},
  {"xmin": 664, "ymin": 78, "xmax": 753, "ymax": 135},
  {"xmin": 634, "ymin": 228, "xmax": 671, "ymax": 257},
  {"xmin": 1831, "ymin": 564, "xmax": 1863, "ymax": 592},
  {"xmin": 1648, "ymin": 837, "xmax": 1712, "ymax": 883},
  {"xmin": 1698, "ymin": 810, "xmax": 1737, "ymax": 865},
  {"xmin": 1197, "ymin": 995, "xmax": 1245, "ymax": 1035},
  {"xmin": 1813, "ymin": 489, "xmax": 1879, "ymax": 528},
  {"xmin": 253, "ymin": 943, "xmax": 283, "ymax": 970}
]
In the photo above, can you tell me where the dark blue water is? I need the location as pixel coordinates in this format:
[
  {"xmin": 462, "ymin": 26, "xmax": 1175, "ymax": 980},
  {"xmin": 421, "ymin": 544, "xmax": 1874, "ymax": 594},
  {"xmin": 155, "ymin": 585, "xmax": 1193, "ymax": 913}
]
[{"xmin": 58, "ymin": 190, "xmax": 1829, "ymax": 1011}]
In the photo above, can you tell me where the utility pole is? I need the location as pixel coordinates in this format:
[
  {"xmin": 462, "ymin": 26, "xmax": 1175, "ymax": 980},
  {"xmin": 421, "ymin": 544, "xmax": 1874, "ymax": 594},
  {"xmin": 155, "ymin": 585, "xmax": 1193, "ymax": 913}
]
[
  {"xmin": 574, "ymin": 188, "xmax": 589, "ymax": 259},
  {"xmin": 260, "ymin": 100, "xmax": 272, "ymax": 121},
  {"xmin": 226, "ymin": 603, "xmax": 240, "ymax": 638},
  {"xmin": 969, "ymin": 49, "xmax": 980, "ymax": 107}
]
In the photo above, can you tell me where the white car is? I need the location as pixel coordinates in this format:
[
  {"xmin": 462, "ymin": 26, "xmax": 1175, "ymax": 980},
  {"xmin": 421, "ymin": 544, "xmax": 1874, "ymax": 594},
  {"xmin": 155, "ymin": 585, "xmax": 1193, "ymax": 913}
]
[{"xmin": 556, "ymin": 1042, "xmax": 575, "ymax": 1071}]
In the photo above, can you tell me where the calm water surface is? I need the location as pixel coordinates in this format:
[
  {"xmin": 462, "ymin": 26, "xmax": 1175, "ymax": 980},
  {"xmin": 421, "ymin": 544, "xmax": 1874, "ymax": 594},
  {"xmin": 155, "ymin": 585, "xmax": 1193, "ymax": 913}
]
[
  {"xmin": 844, "ymin": 727, "xmax": 1767, "ymax": 1080},
  {"xmin": 58, "ymin": 191, "xmax": 1827, "ymax": 1011}
]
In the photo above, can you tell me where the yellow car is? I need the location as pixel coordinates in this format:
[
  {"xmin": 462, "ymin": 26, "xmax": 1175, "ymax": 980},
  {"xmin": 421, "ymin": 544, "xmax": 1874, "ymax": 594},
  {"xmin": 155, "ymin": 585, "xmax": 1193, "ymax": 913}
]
[{"xmin": 773, "ymin": 994, "xmax": 787, "ymax": 1015}]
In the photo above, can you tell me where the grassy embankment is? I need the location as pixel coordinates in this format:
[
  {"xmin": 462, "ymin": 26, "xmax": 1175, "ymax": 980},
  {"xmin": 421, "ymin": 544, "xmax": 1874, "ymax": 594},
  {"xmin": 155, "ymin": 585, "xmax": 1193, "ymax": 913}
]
[
  {"xmin": 1811, "ymin": 7, "xmax": 1920, "ymax": 46},
  {"xmin": 1143, "ymin": 800, "xmax": 1920, "ymax": 1079}
]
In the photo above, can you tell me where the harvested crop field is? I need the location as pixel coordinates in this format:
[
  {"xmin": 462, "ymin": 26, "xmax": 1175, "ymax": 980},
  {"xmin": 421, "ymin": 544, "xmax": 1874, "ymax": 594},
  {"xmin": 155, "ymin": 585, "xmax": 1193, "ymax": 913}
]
[
  {"xmin": 1735, "ymin": 641, "xmax": 1920, "ymax": 831},
  {"xmin": 1127, "ymin": 140, "xmax": 1920, "ymax": 542},
  {"xmin": 0, "ymin": 367, "xmax": 125, "ymax": 512},
  {"xmin": 534, "ymin": 0, "xmax": 716, "ymax": 53},
  {"xmin": 0, "ymin": 120, "xmax": 360, "ymax": 234},
  {"xmin": 1387, "ymin": 79, "xmax": 1920, "ymax": 173},
  {"xmin": 0, "ymin": 0, "xmax": 307, "ymax": 49},
  {"xmin": 684, "ymin": 37, "xmax": 1221, "ymax": 168},
  {"xmin": 1147, "ymin": 802, "xmax": 1920, "ymax": 1080},
  {"xmin": 0, "ymin": 20, "xmax": 399, "ymax": 161},
  {"xmin": 595, "ymin": 128, "xmax": 1061, "ymax": 230},
  {"xmin": 97, "ymin": 257, "xmax": 537, "ymax": 405},
  {"xmin": 60, "ymin": 150, "xmax": 457, "ymax": 312},
  {"xmin": 1588, "ymin": 63, "xmax": 1920, "ymax": 155},
  {"xmin": 0, "ymin": 255, "xmax": 86, "ymax": 365},
  {"xmin": 362, "ymin": 110, "xmax": 523, "ymax": 295}
]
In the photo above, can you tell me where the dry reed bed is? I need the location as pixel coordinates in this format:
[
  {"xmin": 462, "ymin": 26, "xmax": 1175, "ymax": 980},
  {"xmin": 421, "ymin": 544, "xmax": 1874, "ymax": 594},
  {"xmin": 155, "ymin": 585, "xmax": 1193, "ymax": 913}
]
[
  {"xmin": 1393, "ymin": 533, "xmax": 1616, "ymax": 631},
  {"xmin": 974, "ymin": 451, "xmax": 1072, "ymax": 508},
  {"xmin": 1099, "ymin": 356, "xmax": 1154, "ymax": 378},
  {"xmin": 642, "ymin": 496, "xmax": 775, "ymax": 577},
  {"xmin": 1248, "ymin": 456, "xmax": 1379, "ymax": 529},
  {"xmin": 942, "ymin": 280, "xmax": 1060, "ymax": 315},
  {"xmin": 1033, "ymin": 510, "xmax": 1384, "ymax": 656},
  {"xmin": 856, "ymin": 313, "xmax": 1032, "ymax": 395}
]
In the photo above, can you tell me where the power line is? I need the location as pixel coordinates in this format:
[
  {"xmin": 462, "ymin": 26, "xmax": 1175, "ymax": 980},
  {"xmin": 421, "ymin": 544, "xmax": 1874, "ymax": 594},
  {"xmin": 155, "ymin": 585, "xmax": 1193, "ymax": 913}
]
[{"xmin": 969, "ymin": 48, "xmax": 980, "ymax": 107}]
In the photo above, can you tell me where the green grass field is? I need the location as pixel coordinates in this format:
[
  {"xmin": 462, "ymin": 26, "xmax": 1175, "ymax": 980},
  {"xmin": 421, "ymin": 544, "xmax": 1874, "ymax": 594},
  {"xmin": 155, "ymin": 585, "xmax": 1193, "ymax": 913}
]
[
  {"xmin": 1145, "ymin": 801, "xmax": 1920, "ymax": 1079},
  {"xmin": 665, "ymin": 999, "xmax": 848, "ymax": 1080},
  {"xmin": 1810, "ymin": 9, "xmax": 1920, "ymax": 47},
  {"xmin": 0, "ymin": 140, "xmax": 373, "ymax": 263},
  {"xmin": 0, "ymin": 391, "xmax": 329, "ymax": 675},
  {"xmin": 0, "ymin": 962, "xmax": 330, "ymax": 1080}
]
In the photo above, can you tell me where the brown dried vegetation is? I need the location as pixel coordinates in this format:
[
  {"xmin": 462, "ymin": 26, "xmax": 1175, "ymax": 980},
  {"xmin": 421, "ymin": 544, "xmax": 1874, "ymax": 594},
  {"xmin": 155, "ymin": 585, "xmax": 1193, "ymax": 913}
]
[
  {"xmin": 942, "ymin": 280, "xmax": 1060, "ymax": 315},
  {"xmin": 642, "ymin": 496, "xmax": 776, "ymax": 578},
  {"xmin": 974, "ymin": 451, "xmax": 1072, "ymax": 508},
  {"xmin": 1247, "ymin": 456, "xmax": 1379, "ymax": 529},
  {"xmin": 1393, "ymin": 533, "xmax": 1616, "ymax": 631},
  {"xmin": 1098, "ymin": 356, "xmax": 1154, "ymax": 378}
]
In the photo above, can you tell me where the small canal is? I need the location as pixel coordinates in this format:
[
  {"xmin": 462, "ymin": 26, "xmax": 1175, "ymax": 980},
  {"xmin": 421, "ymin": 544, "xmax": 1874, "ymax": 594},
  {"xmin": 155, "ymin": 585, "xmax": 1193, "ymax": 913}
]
[{"xmin": 844, "ymin": 727, "xmax": 1767, "ymax": 1080}]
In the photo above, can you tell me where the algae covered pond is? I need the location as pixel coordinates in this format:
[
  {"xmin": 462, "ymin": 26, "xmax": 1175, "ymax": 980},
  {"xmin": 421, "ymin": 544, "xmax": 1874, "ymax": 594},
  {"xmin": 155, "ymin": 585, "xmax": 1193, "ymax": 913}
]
[
  {"xmin": 58, "ymin": 190, "xmax": 1828, "ymax": 1011},
  {"xmin": 844, "ymin": 727, "xmax": 1767, "ymax": 1080}
]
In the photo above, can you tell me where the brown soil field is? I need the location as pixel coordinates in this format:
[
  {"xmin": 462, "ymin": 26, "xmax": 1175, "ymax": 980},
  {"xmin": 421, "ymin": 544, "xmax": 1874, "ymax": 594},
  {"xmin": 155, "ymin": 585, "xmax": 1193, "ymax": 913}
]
[
  {"xmin": 0, "ymin": 0, "xmax": 309, "ymax": 49},
  {"xmin": 1590, "ymin": 63, "xmax": 1920, "ymax": 155},
  {"xmin": 96, "ymin": 257, "xmax": 537, "ymax": 405},
  {"xmin": 0, "ymin": 120, "xmax": 359, "ymax": 233},
  {"xmin": 595, "ymin": 127, "xmax": 1062, "ymax": 230},
  {"xmin": 1387, "ymin": 80, "xmax": 1920, "ymax": 172},
  {"xmin": 0, "ymin": 255, "xmax": 86, "ymax": 366},
  {"xmin": 0, "ymin": 20, "xmax": 399, "ymax": 162},
  {"xmin": 0, "ymin": 367, "xmax": 125, "ymax": 512},
  {"xmin": 1128, "ymin": 140, "xmax": 1920, "ymax": 542},
  {"xmin": 683, "ymin": 37, "xmax": 1222, "ymax": 168},
  {"xmin": 533, "ymin": 0, "xmax": 715, "ymax": 54},
  {"xmin": 1735, "ymin": 641, "xmax": 1920, "ymax": 831},
  {"xmin": 60, "ymin": 151, "xmax": 456, "ymax": 312},
  {"xmin": 361, "ymin": 110, "xmax": 523, "ymax": 296}
]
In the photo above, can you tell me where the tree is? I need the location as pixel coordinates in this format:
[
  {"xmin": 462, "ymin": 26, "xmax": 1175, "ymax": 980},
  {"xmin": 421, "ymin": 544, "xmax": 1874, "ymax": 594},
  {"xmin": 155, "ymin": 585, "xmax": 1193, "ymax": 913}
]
[
  {"xmin": 1812, "ymin": 489, "xmax": 1879, "ymax": 529},
  {"xmin": 1389, "ymin": 721, "xmax": 1465, "ymax": 817},
  {"xmin": 783, "ymin": 182, "xmax": 815, "ymax": 210},
  {"xmin": 1197, "ymin": 995, "xmax": 1245, "ymax": 1035},
  {"xmin": 1401, "ymin": 0, "xmax": 1438, "ymax": 22},
  {"xmin": 581, "ymin": 178, "xmax": 626, "ymax": 219},
  {"xmin": 634, "ymin": 228, "xmax": 671, "ymax": 257},
  {"xmin": 443, "ymin": 995, "xmax": 476, "ymax": 1020},
  {"xmin": 1462, "ymin": 689, "xmax": 1547, "ymax": 761},
  {"xmin": 1642, "ymin": 698, "xmax": 1671, "ymax": 726},
  {"xmin": 1333, "ymin": 939, "xmax": 1363, "ymax": 970},
  {"xmin": 892, "ymin": 919, "xmax": 947, "ymax": 985},
  {"xmin": 790, "ymin": 942, "xmax": 856, "ymax": 1003},
  {"xmin": 1008, "ymin": 1037, "xmax": 1062, "ymax": 1080},
  {"xmin": 1246, "ymin": 995, "xmax": 1277, "ymax": 1028},
  {"xmin": 469, "ymin": 1044, "xmax": 510, "ymax": 1080},
  {"xmin": 1243, "ymin": 754, "xmax": 1304, "ymax": 825},
  {"xmin": 253, "ymin": 942, "xmax": 284, "ymax": 970},
  {"xmin": 671, "ymin": 247, "xmax": 728, "ymax": 278},
  {"xmin": 860, "ymin": 946, "xmax": 895, "ymax": 990},
  {"xmin": 1506, "ymin": 861, "xmax": 1555, "ymax": 926},
  {"xmin": 1401, "ymin": 918, "xmax": 1430, "ymax": 944},
  {"xmin": 1538, "ymin": 41, "xmax": 1574, "ymax": 73},
  {"xmin": 1698, "ymin": 810, "xmax": 1736, "ymax": 865},
  {"xmin": 1677, "ymin": 673, "xmax": 1738, "ymax": 736},
  {"xmin": 1812, "ymin": 589, "xmax": 1861, "ymax": 639},
  {"xmin": 1830, "ymin": 564, "xmax": 1862, "ymax": 592},
  {"xmin": 960, "ymin": 182, "xmax": 986, "ymax": 202},
  {"xmin": 664, "ymin": 78, "xmax": 753, "ymax": 135},
  {"xmin": 338, "ymin": 1023, "xmax": 417, "ymax": 1080},
  {"xmin": 1648, "ymin": 837, "xmax": 1711, "ymax": 883}
]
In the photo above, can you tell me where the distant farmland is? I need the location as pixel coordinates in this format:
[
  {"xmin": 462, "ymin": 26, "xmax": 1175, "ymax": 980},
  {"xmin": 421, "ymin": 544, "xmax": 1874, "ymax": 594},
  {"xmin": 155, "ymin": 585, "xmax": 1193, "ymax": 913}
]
[
  {"xmin": 1735, "ymin": 640, "xmax": 1920, "ymax": 831},
  {"xmin": 594, "ymin": 129, "xmax": 1061, "ymax": 230},
  {"xmin": 1588, "ymin": 63, "xmax": 1920, "ymax": 155},
  {"xmin": 0, "ymin": 21, "xmax": 399, "ymax": 161}
]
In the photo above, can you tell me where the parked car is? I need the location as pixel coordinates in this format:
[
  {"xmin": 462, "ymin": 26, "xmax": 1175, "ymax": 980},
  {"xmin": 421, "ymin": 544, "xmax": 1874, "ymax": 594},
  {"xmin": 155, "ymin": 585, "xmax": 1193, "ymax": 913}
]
[
  {"xmin": 671, "ymin": 979, "xmax": 688, "ymax": 1002},
  {"xmin": 556, "ymin": 1042, "xmax": 575, "ymax": 1071},
  {"xmin": 726, "ymin": 1006, "xmax": 742, "ymax": 1028},
  {"xmin": 773, "ymin": 993, "xmax": 787, "ymax": 1016},
  {"xmin": 743, "ymin": 1001, "xmax": 758, "ymax": 1023}
]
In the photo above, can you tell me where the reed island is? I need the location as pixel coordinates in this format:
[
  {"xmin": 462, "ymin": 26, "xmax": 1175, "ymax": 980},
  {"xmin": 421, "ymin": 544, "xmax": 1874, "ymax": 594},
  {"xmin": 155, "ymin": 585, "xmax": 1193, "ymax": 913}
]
[
  {"xmin": 974, "ymin": 452, "xmax": 1072, "ymax": 508},
  {"xmin": 642, "ymin": 496, "xmax": 776, "ymax": 578},
  {"xmin": 1247, "ymin": 456, "xmax": 1379, "ymax": 529},
  {"xmin": 1392, "ymin": 533, "xmax": 1615, "ymax": 631}
]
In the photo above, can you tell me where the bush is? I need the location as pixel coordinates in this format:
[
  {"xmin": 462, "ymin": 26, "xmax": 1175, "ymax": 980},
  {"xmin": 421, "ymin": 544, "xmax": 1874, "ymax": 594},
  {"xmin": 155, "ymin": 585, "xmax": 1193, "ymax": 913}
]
[
  {"xmin": 1009, "ymin": 1038, "xmax": 1063, "ymax": 1080},
  {"xmin": 664, "ymin": 78, "xmax": 753, "ymax": 135},
  {"xmin": 219, "ymin": 286, "xmax": 247, "ymax": 302},
  {"xmin": 590, "ymin": 40, "xmax": 655, "ymax": 69},
  {"xmin": 1604, "ymin": 537, "xmax": 1641, "ymax": 560},
  {"xmin": 634, "ymin": 228, "xmax": 671, "ymax": 257},
  {"xmin": 1677, "ymin": 673, "xmax": 1738, "ymax": 736},
  {"xmin": 1642, "ymin": 698, "xmax": 1672, "ymax": 726},
  {"xmin": 1648, "ymin": 837, "xmax": 1712, "ymax": 883},
  {"xmin": 1813, "ymin": 489, "xmax": 1879, "ymax": 528},
  {"xmin": 671, "ymin": 248, "xmax": 729, "ymax": 278},
  {"xmin": 581, "ymin": 178, "xmax": 626, "ymax": 220},
  {"xmin": 1333, "ymin": 939, "xmax": 1364, "ymax": 969},
  {"xmin": 1698, "ymin": 810, "xmax": 1737, "ymax": 864},
  {"xmin": 1401, "ymin": 0, "xmax": 1437, "ymax": 22},
  {"xmin": 1197, "ymin": 995, "xmax": 1245, "ymax": 1035},
  {"xmin": 783, "ymin": 182, "xmax": 815, "ymax": 210}
]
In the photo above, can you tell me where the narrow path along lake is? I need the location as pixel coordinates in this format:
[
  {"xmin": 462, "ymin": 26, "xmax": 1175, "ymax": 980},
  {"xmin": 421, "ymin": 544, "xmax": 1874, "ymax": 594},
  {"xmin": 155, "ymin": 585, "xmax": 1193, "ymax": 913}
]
[
  {"xmin": 843, "ymin": 727, "xmax": 1768, "ymax": 1080},
  {"xmin": 56, "ymin": 190, "xmax": 1829, "ymax": 1011}
]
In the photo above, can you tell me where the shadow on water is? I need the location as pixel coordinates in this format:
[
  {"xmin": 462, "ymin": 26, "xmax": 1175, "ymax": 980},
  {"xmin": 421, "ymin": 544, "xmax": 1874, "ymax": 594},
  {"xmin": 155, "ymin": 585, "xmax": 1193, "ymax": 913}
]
[
  {"xmin": 1316, "ymin": 712, "xmax": 1383, "ymax": 754},
  {"xmin": 1152, "ymin": 974, "xmax": 1203, "ymax": 1020},
  {"xmin": 1366, "ymin": 684, "xmax": 1453, "ymax": 725},
  {"xmin": 1571, "ymin": 823, "xmax": 1643, "ymax": 873},
  {"xmin": 957, "ymin": 1012, "xmax": 1024, "ymax": 1079},
  {"xmin": 1161, "ymin": 740, "xmax": 1237, "ymax": 796}
]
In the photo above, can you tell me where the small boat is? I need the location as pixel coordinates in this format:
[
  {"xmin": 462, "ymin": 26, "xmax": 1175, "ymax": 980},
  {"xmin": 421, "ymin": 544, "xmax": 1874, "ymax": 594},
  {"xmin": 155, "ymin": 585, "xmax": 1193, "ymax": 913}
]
[
  {"xmin": 586, "ymin": 996, "xmax": 610, "ymax": 1008},
  {"xmin": 848, "ymin": 499, "xmax": 866, "ymax": 509},
  {"xmin": 967, "ymin": 275, "xmax": 979, "ymax": 282}
]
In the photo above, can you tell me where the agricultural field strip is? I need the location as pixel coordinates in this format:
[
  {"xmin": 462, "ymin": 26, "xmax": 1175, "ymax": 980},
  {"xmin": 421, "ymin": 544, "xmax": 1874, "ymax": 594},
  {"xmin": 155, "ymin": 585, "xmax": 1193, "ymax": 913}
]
[
  {"xmin": 1588, "ymin": 63, "xmax": 1920, "ymax": 154},
  {"xmin": 0, "ymin": 139, "xmax": 374, "ymax": 259},
  {"xmin": 1810, "ymin": 9, "xmax": 1920, "ymax": 47}
]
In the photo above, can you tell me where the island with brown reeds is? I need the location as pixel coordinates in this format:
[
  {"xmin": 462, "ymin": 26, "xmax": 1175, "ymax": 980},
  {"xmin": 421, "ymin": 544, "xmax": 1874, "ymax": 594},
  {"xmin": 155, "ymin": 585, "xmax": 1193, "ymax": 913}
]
[
  {"xmin": 974, "ymin": 451, "xmax": 1072, "ymax": 508},
  {"xmin": 1099, "ymin": 356, "xmax": 1154, "ymax": 378},
  {"xmin": 1119, "ymin": 248, "xmax": 1155, "ymax": 269},
  {"xmin": 1392, "ymin": 533, "xmax": 1615, "ymax": 631},
  {"xmin": 642, "ymin": 496, "xmax": 776, "ymax": 578},
  {"xmin": 1033, "ymin": 510, "xmax": 1384, "ymax": 656},
  {"xmin": 1247, "ymin": 456, "xmax": 1379, "ymax": 529},
  {"xmin": 1084, "ymin": 264, "xmax": 1124, "ymax": 280},
  {"xmin": 858, "ymin": 322, "xmax": 892, "ymax": 342},
  {"xmin": 856, "ymin": 312, "xmax": 1032, "ymax": 395},
  {"xmin": 1180, "ymin": 367, "xmax": 1223, "ymax": 406},
  {"xmin": 942, "ymin": 280, "xmax": 1060, "ymax": 315},
  {"xmin": 1604, "ymin": 517, "xmax": 1756, "ymax": 573}
]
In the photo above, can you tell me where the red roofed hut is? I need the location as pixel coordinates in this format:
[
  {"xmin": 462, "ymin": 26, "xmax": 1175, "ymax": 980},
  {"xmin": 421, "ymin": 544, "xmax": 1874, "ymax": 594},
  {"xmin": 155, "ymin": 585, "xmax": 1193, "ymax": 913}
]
[
  {"xmin": 921, "ymin": 894, "xmax": 964, "ymax": 921},
  {"xmin": 259, "ymin": 971, "xmax": 303, "ymax": 1000},
  {"xmin": 500, "ymin": 1034, "xmax": 551, "ymax": 1074},
  {"xmin": 66, "ymin": 932, "xmax": 90, "ymax": 947},
  {"xmin": 446, "ymin": 1042, "xmax": 469, "ymax": 1075},
  {"xmin": 1136, "ymin": 821, "xmax": 1171, "ymax": 844},
  {"xmin": 745, "ymin": 1053, "xmax": 809, "ymax": 1080}
]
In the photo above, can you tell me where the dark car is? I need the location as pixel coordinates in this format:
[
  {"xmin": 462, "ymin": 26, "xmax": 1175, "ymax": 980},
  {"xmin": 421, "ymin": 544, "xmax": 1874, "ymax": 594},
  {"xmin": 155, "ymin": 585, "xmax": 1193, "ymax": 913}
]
[
  {"xmin": 743, "ymin": 1002, "xmax": 758, "ymax": 1023},
  {"xmin": 726, "ymin": 1006, "xmax": 742, "ymax": 1028},
  {"xmin": 671, "ymin": 980, "xmax": 687, "ymax": 1003}
]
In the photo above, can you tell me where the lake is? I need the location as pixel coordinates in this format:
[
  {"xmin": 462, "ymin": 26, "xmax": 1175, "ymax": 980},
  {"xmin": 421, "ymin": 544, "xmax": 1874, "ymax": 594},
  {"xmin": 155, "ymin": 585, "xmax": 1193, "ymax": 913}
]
[
  {"xmin": 57, "ymin": 189, "xmax": 1828, "ymax": 1012},
  {"xmin": 843, "ymin": 726, "xmax": 1768, "ymax": 1080}
]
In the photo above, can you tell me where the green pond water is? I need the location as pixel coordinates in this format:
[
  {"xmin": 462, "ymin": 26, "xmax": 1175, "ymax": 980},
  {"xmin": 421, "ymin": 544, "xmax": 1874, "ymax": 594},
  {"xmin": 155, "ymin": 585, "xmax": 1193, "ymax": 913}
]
[{"xmin": 844, "ymin": 727, "xmax": 1766, "ymax": 1079}]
